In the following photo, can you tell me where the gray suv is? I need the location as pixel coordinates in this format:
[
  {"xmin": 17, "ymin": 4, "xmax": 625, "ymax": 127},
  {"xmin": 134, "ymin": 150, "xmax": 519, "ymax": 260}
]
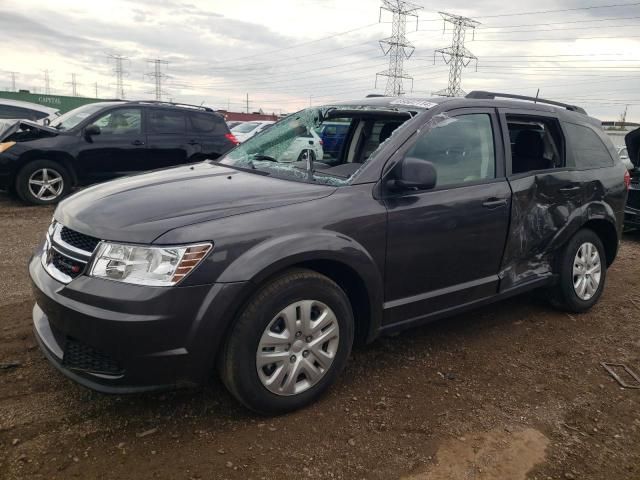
[{"xmin": 30, "ymin": 92, "xmax": 629, "ymax": 414}]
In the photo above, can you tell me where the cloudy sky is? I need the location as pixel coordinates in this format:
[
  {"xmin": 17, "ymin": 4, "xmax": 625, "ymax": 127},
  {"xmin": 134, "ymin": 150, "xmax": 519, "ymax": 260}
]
[{"xmin": 0, "ymin": 0, "xmax": 639, "ymax": 120}]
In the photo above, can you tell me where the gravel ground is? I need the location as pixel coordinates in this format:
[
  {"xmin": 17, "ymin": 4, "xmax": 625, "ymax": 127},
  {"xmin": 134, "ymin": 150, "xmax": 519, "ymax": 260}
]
[{"xmin": 0, "ymin": 191, "xmax": 639, "ymax": 480}]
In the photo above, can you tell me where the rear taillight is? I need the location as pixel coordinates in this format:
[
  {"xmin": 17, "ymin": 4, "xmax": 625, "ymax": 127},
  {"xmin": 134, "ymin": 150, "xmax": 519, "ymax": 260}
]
[
  {"xmin": 225, "ymin": 133, "xmax": 239, "ymax": 145},
  {"xmin": 319, "ymin": 139, "xmax": 324, "ymax": 145},
  {"xmin": 624, "ymin": 170, "xmax": 631, "ymax": 190}
]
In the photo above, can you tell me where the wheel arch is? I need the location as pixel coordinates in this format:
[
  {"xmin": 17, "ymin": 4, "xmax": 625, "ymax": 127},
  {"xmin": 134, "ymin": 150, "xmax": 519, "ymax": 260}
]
[
  {"xmin": 582, "ymin": 217, "xmax": 619, "ymax": 266},
  {"xmin": 16, "ymin": 150, "xmax": 78, "ymax": 186}
]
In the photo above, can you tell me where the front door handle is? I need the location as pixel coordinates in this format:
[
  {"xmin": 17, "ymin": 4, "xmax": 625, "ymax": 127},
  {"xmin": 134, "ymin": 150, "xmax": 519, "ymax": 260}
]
[
  {"xmin": 482, "ymin": 198, "xmax": 508, "ymax": 209},
  {"xmin": 132, "ymin": 140, "xmax": 145, "ymax": 146}
]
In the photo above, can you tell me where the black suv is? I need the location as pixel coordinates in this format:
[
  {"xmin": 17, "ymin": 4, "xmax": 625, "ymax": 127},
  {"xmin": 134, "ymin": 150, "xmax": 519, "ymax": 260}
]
[
  {"xmin": 29, "ymin": 92, "xmax": 629, "ymax": 414},
  {"xmin": 0, "ymin": 101, "xmax": 237, "ymax": 204},
  {"xmin": 624, "ymin": 128, "xmax": 640, "ymax": 226}
]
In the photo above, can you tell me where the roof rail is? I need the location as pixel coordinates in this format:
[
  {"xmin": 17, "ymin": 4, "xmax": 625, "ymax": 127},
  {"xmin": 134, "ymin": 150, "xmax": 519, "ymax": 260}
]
[
  {"xmin": 465, "ymin": 91, "xmax": 587, "ymax": 115},
  {"xmin": 124, "ymin": 100, "xmax": 214, "ymax": 112},
  {"xmin": 366, "ymin": 94, "xmax": 387, "ymax": 98}
]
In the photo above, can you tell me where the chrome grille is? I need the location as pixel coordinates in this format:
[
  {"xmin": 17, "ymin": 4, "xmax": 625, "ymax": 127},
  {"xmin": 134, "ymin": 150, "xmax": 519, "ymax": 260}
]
[{"xmin": 42, "ymin": 221, "xmax": 99, "ymax": 284}]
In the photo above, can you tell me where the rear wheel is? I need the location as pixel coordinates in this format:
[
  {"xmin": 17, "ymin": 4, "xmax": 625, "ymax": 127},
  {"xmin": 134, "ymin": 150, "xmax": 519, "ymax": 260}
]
[
  {"xmin": 16, "ymin": 160, "xmax": 71, "ymax": 205},
  {"xmin": 219, "ymin": 269, "xmax": 354, "ymax": 415},
  {"xmin": 549, "ymin": 229, "xmax": 607, "ymax": 313},
  {"xmin": 297, "ymin": 150, "xmax": 316, "ymax": 162}
]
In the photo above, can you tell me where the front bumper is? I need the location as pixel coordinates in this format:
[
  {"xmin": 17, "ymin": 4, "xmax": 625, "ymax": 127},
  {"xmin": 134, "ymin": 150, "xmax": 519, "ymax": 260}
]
[{"xmin": 30, "ymin": 251, "xmax": 247, "ymax": 393}]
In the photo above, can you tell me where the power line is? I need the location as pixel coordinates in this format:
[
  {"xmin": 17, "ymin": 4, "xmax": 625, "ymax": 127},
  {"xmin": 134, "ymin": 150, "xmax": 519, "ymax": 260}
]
[
  {"xmin": 108, "ymin": 54, "xmax": 129, "ymax": 99},
  {"xmin": 65, "ymin": 73, "xmax": 80, "ymax": 96},
  {"xmin": 375, "ymin": 0, "xmax": 422, "ymax": 96},
  {"xmin": 474, "ymin": 1, "xmax": 640, "ymax": 19},
  {"xmin": 145, "ymin": 59, "xmax": 170, "ymax": 100},
  {"xmin": 43, "ymin": 70, "xmax": 51, "ymax": 95},
  {"xmin": 433, "ymin": 12, "xmax": 480, "ymax": 97}
]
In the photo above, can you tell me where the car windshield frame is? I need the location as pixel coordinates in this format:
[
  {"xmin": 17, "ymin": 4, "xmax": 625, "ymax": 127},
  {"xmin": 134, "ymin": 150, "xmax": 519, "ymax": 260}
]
[
  {"xmin": 217, "ymin": 105, "xmax": 418, "ymax": 186},
  {"xmin": 49, "ymin": 103, "xmax": 115, "ymax": 131}
]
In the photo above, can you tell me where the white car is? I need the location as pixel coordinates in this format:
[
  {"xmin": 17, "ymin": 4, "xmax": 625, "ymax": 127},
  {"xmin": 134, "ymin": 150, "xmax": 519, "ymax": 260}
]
[
  {"xmin": 0, "ymin": 98, "xmax": 60, "ymax": 124},
  {"xmin": 618, "ymin": 146, "xmax": 634, "ymax": 170},
  {"xmin": 279, "ymin": 128, "xmax": 324, "ymax": 162},
  {"xmin": 231, "ymin": 121, "xmax": 275, "ymax": 142}
]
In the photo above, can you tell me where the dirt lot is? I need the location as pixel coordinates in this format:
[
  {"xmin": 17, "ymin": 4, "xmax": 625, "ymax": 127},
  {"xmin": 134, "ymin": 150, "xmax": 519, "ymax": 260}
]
[{"xmin": 0, "ymin": 192, "xmax": 639, "ymax": 480}]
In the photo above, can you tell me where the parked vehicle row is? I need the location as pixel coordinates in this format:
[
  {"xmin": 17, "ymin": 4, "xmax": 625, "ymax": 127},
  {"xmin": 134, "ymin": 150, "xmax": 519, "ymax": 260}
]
[
  {"xmin": 0, "ymin": 100, "xmax": 238, "ymax": 204},
  {"xmin": 29, "ymin": 91, "xmax": 633, "ymax": 414}
]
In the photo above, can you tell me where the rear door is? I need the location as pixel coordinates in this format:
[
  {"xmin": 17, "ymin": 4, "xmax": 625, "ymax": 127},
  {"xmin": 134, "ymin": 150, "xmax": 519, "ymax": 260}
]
[
  {"xmin": 146, "ymin": 108, "xmax": 200, "ymax": 167},
  {"xmin": 497, "ymin": 110, "xmax": 615, "ymax": 291},
  {"xmin": 384, "ymin": 109, "xmax": 511, "ymax": 325},
  {"xmin": 187, "ymin": 112, "xmax": 233, "ymax": 160}
]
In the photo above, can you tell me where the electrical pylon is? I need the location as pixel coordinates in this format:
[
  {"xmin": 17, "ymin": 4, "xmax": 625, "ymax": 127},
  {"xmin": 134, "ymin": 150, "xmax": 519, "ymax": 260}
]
[
  {"xmin": 433, "ymin": 12, "xmax": 480, "ymax": 97},
  {"xmin": 145, "ymin": 59, "xmax": 170, "ymax": 101},
  {"xmin": 375, "ymin": 0, "xmax": 422, "ymax": 96}
]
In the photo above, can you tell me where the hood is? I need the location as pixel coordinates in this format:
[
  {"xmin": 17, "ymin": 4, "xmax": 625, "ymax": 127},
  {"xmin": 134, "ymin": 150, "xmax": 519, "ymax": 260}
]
[
  {"xmin": 625, "ymin": 127, "xmax": 640, "ymax": 168},
  {"xmin": 0, "ymin": 120, "xmax": 59, "ymax": 142},
  {"xmin": 55, "ymin": 162, "xmax": 336, "ymax": 244}
]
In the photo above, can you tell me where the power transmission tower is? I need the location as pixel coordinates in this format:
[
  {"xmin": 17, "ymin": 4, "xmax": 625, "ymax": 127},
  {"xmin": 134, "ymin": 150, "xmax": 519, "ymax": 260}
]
[
  {"xmin": 9, "ymin": 72, "xmax": 17, "ymax": 92},
  {"xmin": 66, "ymin": 73, "xmax": 80, "ymax": 96},
  {"xmin": 433, "ymin": 12, "xmax": 480, "ymax": 97},
  {"xmin": 94, "ymin": 81, "xmax": 99, "ymax": 98},
  {"xmin": 43, "ymin": 70, "xmax": 51, "ymax": 95},
  {"xmin": 145, "ymin": 59, "xmax": 169, "ymax": 101},
  {"xmin": 108, "ymin": 54, "xmax": 129, "ymax": 99},
  {"xmin": 375, "ymin": 0, "xmax": 422, "ymax": 96}
]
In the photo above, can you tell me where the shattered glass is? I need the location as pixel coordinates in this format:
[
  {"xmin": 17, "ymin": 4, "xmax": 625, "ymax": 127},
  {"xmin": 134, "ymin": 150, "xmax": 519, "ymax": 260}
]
[{"xmin": 218, "ymin": 105, "xmax": 415, "ymax": 186}]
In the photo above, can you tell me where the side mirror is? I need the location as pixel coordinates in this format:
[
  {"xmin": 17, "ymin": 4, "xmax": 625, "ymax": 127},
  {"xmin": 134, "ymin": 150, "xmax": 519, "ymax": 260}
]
[
  {"xmin": 84, "ymin": 124, "xmax": 101, "ymax": 137},
  {"xmin": 43, "ymin": 118, "xmax": 50, "ymax": 126},
  {"xmin": 390, "ymin": 157, "xmax": 437, "ymax": 192}
]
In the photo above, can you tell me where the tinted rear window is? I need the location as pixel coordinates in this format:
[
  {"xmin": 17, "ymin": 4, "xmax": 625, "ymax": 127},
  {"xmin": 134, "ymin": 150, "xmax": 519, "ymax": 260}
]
[
  {"xmin": 564, "ymin": 123, "xmax": 613, "ymax": 169},
  {"xmin": 148, "ymin": 109, "xmax": 186, "ymax": 134},
  {"xmin": 188, "ymin": 112, "xmax": 227, "ymax": 135}
]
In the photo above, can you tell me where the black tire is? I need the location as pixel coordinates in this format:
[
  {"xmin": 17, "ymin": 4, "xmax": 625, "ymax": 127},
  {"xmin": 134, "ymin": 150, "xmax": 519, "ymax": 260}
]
[
  {"xmin": 219, "ymin": 268, "xmax": 354, "ymax": 415},
  {"xmin": 297, "ymin": 150, "xmax": 316, "ymax": 162},
  {"xmin": 549, "ymin": 228, "xmax": 607, "ymax": 313},
  {"xmin": 15, "ymin": 160, "xmax": 71, "ymax": 205}
]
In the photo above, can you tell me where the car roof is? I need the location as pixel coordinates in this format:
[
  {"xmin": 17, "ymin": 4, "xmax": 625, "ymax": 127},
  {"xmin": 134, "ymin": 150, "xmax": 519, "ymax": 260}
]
[
  {"xmin": 0, "ymin": 98, "xmax": 59, "ymax": 115},
  {"xmin": 329, "ymin": 95, "xmax": 596, "ymax": 124}
]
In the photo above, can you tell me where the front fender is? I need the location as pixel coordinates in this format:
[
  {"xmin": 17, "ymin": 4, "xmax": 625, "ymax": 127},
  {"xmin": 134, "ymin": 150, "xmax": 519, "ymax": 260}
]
[{"xmin": 217, "ymin": 231, "xmax": 384, "ymax": 342}]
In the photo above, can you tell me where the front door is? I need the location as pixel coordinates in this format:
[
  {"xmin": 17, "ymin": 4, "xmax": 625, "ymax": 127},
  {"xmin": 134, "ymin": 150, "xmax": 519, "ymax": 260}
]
[
  {"xmin": 76, "ymin": 107, "xmax": 146, "ymax": 182},
  {"xmin": 383, "ymin": 110, "xmax": 511, "ymax": 326}
]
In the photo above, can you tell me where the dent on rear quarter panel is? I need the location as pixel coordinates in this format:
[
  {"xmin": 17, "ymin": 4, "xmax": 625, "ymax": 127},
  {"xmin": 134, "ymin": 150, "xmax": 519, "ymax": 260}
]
[{"xmin": 499, "ymin": 172, "xmax": 612, "ymax": 290}]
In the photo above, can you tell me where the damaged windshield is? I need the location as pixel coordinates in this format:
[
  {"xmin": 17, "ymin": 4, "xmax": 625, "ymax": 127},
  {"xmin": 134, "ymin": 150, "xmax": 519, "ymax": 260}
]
[{"xmin": 218, "ymin": 106, "xmax": 414, "ymax": 185}]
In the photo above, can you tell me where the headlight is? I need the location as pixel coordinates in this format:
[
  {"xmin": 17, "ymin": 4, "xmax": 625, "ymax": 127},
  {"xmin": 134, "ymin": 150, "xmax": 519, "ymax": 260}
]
[
  {"xmin": 0, "ymin": 141, "xmax": 15, "ymax": 153},
  {"xmin": 89, "ymin": 242, "xmax": 212, "ymax": 286}
]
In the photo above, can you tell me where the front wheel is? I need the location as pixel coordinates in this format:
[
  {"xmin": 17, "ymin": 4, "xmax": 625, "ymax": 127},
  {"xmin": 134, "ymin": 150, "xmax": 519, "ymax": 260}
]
[
  {"xmin": 549, "ymin": 229, "xmax": 607, "ymax": 313},
  {"xmin": 219, "ymin": 269, "xmax": 354, "ymax": 415},
  {"xmin": 15, "ymin": 160, "xmax": 71, "ymax": 205}
]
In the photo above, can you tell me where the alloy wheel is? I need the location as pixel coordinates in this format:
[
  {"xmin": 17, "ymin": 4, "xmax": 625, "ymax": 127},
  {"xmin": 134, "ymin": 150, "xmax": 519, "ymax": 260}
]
[
  {"xmin": 573, "ymin": 241, "xmax": 602, "ymax": 301},
  {"xmin": 28, "ymin": 168, "xmax": 64, "ymax": 201},
  {"xmin": 256, "ymin": 300, "xmax": 340, "ymax": 396}
]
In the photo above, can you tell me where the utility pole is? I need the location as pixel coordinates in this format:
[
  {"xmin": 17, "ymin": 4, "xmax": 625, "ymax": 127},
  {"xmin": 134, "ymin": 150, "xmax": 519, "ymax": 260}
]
[
  {"xmin": 145, "ymin": 59, "xmax": 169, "ymax": 101},
  {"xmin": 94, "ymin": 81, "xmax": 99, "ymax": 98},
  {"xmin": 433, "ymin": 12, "xmax": 480, "ymax": 97},
  {"xmin": 246, "ymin": 93, "xmax": 249, "ymax": 114},
  {"xmin": 108, "ymin": 54, "xmax": 129, "ymax": 99},
  {"xmin": 375, "ymin": 0, "xmax": 422, "ymax": 96},
  {"xmin": 66, "ymin": 73, "xmax": 80, "ymax": 96},
  {"xmin": 43, "ymin": 70, "xmax": 51, "ymax": 95}
]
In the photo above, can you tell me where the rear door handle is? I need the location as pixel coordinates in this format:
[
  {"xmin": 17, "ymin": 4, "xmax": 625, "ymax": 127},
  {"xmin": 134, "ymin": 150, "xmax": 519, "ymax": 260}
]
[
  {"xmin": 132, "ymin": 140, "xmax": 145, "ymax": 146},
  {"xmin": 482, "ymin": 198, "xmax": 508, "ymax": 209},
  {"xmin": 559, "ymin": 185, "xmax": 580, "ymax": 192},
  {"xmin": 187, "ymin": 140, "xmax": 199, "ymax": 145}
]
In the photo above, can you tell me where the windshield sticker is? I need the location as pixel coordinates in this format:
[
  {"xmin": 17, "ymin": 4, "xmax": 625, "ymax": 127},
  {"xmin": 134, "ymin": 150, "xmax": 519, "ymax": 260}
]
[{"xmin": 390, "ymin": 99, "xmax": 438, "ymax": 109}]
